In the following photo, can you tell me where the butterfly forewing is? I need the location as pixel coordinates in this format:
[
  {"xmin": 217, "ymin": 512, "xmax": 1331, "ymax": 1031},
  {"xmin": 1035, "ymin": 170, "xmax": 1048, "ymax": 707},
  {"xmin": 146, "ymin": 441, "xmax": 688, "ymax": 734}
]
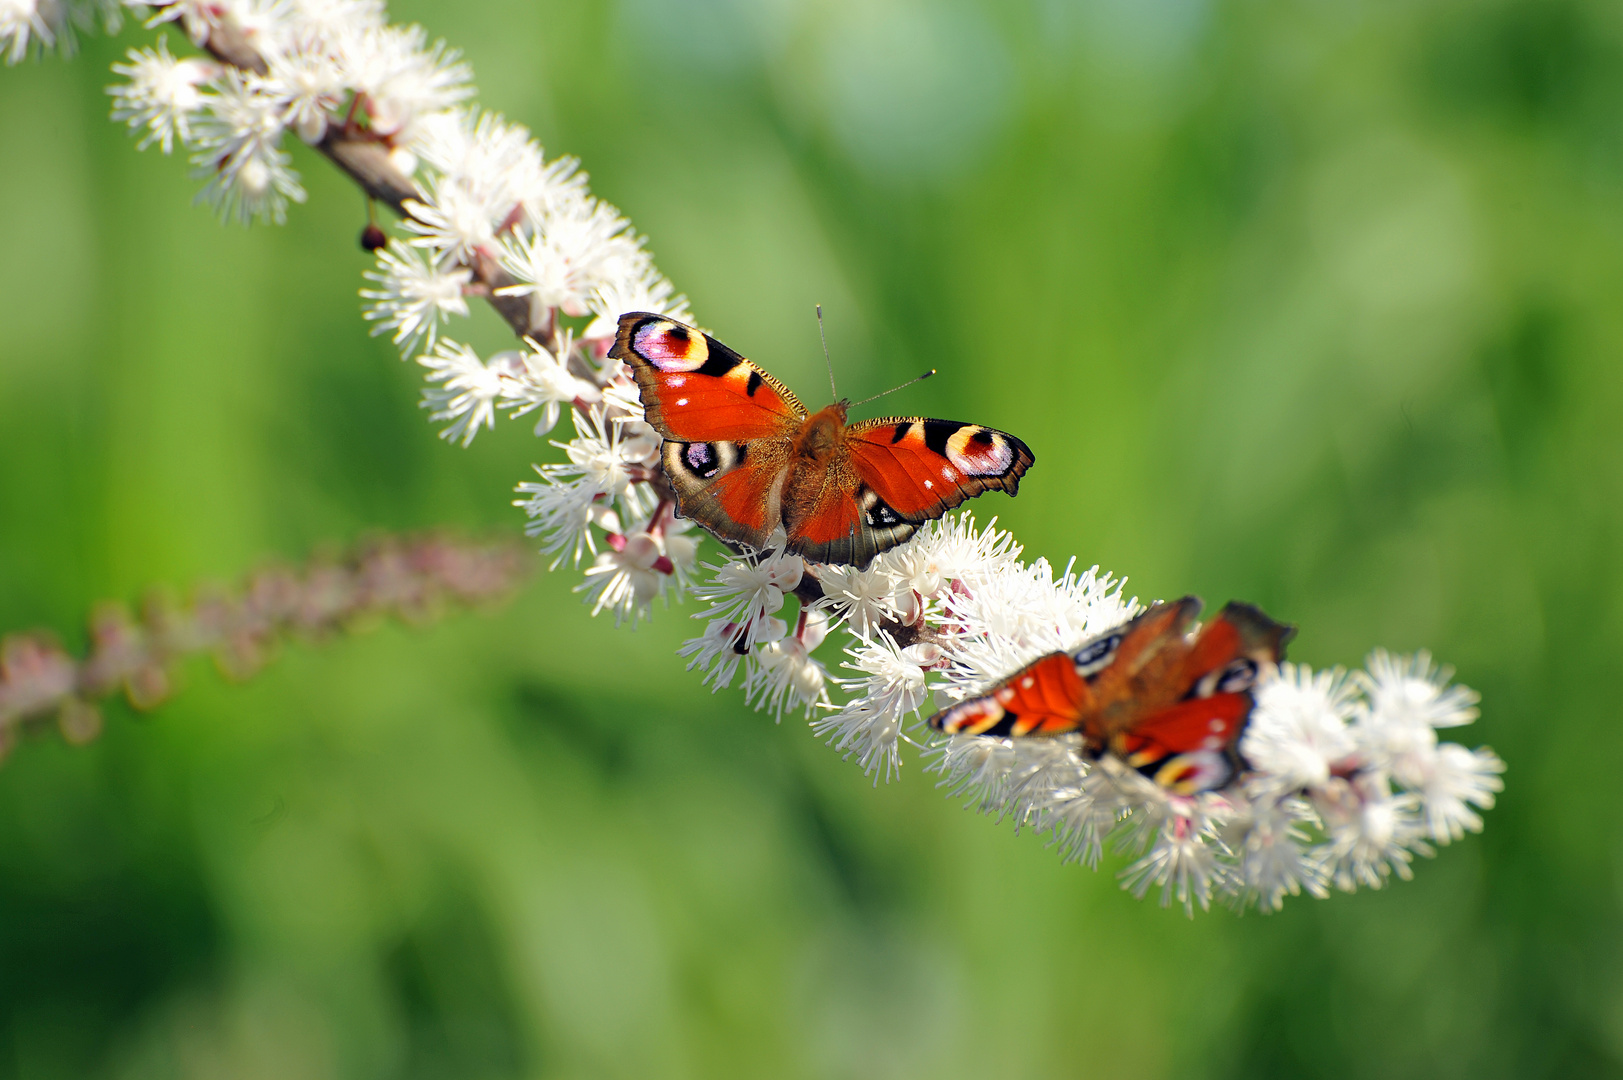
[
  {"xmin": 612, "ymin": 313, "xmax": 805, "ymax": 441},
  {"xmin": 930, "ymin": 652, "xmax": 1094, "ymax": 736},
  {"xmin": 845, "ymin": 418, "xmax": 1034, "ymax": 519}
]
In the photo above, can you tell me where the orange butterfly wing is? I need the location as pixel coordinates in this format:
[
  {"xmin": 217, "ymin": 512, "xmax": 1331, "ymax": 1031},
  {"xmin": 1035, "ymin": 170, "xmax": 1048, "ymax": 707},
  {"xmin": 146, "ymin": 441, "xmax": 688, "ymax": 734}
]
[
  {"xmin": 611, "ymin": 313, "xmax": 804, "ymax": 442},
  {"xmin": 613, "ymin": 313, "xmax": 803, "ymax": 549},
  {"xmin": 930, "ymin": 598, "xmax": 1296, "ymax": 795},
  {"xmin": 845, "ymin": 418, "xmax": 1034, "ymax": 520},
  {"xmin": 1103, "ymin": 600, "xmax": 1295, "ymax": 792},
  {"xmin": 929, "ymin": 652, "xmax": 1095, "ymax": 736}
]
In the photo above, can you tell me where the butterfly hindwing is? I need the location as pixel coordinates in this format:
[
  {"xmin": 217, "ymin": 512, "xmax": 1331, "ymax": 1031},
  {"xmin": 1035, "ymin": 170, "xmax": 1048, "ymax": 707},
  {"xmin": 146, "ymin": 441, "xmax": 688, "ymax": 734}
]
[
  {"xmin": 845, "ymin": 418, "xmax": 1034, "ymax": 521},
  {"xmin": 612, "ymin": 312, "xmax": 805, "ymax": 442},
  {"xmin": 661, "ymin": 438, "xmax": 789, "ymax": 550},
  {"xmin": 780, "ymin": 453, "xmax": 919, "ymax": 566}
]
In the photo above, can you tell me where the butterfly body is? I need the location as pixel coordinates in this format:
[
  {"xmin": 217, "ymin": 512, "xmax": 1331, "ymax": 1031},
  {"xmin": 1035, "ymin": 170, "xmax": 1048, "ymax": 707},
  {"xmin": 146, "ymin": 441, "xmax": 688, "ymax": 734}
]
[
  {"xmin": 929, "ymin": 598, "xmax": 1295, "ymax": 794},
  {"xmin": 613, "ymin": 313, "xmax": 1035, "ymax": 567}
]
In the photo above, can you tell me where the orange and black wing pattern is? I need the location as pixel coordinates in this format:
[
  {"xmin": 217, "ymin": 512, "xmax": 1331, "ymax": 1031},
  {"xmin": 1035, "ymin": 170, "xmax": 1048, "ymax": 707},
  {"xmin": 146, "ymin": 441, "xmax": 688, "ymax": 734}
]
[
  {"xmin": 611, "ymin": 313, "xmax": 804, "ymax": 442},
  {"xmin": 929, "ymin": 652, "xmax": 1095, "ymax": 736},
  {"xmin": 928, "ymin": 598, "xmax": 1295, "ymax": 795},
  {"xmin": 844, "ymin": 417, "xmax": 1033, "ymax": 522}
]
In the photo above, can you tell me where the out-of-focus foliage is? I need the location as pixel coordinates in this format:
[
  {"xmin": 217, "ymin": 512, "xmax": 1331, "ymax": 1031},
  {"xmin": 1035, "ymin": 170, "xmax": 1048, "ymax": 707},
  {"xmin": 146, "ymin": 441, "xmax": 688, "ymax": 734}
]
[{"xmin": 1, "ymin": 0, "xmax": 1619, "ymax": 1076}]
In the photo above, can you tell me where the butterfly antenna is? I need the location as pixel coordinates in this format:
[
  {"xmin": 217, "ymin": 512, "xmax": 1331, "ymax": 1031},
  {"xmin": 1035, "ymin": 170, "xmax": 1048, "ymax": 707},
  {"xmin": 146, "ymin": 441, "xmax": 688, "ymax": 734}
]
[
  {"xmin": 849, "ymin": 368, "xmax": 936, "ymax": 409},
  {"xmin": 816, "ymin": 304, "xmax": 838, "ymax": 401}
]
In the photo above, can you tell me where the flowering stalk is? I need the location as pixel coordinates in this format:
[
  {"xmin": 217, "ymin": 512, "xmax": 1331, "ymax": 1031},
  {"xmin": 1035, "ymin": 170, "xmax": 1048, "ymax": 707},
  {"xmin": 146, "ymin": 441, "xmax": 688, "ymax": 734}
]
[
  {"xmin": 16, "ymin": 0, "xmax": 1506, "ymax": 912},
  {"xmin": 0, "ymin": 532, "xmax": 530, "ymax": 759}
]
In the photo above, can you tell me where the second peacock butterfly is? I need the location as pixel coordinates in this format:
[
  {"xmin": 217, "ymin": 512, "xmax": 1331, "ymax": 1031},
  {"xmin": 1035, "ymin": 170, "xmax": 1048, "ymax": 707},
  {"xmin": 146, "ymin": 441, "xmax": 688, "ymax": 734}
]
[{"xmin": 928, "ymin": 598, "xmax": 1296, "ymax": 794}]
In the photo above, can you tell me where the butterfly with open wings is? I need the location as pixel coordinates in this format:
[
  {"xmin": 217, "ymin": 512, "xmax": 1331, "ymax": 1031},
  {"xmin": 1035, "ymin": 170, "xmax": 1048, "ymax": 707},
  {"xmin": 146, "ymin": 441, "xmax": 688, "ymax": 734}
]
[
  {"xmin": 609, "ymin": 313, "xmax": 1035, "ymax": 568},
  {"xmin": 928, "ymin": 597, "xmax": 1296, "ymax": 794}
]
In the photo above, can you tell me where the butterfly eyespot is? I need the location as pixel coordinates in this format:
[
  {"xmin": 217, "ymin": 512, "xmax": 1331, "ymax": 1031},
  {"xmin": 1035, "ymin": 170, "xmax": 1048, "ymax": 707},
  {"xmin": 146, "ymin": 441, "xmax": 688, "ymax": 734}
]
[
  {"xmin": 675, "ymin": 441, "xmax": 741, "ymax": 482},
  {"xmin": 946, "ymin": 425, "xmax": 1016, "ymax": 477},
  {"xmin": 634, "ymin": 319, "xmax": 711, "ymax": 372},
  {"xmin": 1152, "ymin": 750, "xmax": 1233, "ymax": 794},
  {"xmin": 861, "ymin": 491, "xmax": 903, "ymax": 528},
  {"xmin": 1072, "ymin": 632, "xmax": 1123, "ymax": 677},
  {"xmin": 1195, "ymin": 658, "xmax": 1260, "ymax": 698}
]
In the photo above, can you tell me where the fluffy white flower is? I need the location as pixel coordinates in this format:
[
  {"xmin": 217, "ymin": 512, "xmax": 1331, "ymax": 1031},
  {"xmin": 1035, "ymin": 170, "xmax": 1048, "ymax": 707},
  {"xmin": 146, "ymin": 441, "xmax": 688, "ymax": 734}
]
[
  {"xmin": 139, "ymin": 0, "xmax": 225, "ymax": 48},
  {"xmin": 512, "ymin": 406, "xmax": 649, "ymax": 563},
  {"xmin": 1412, "ymin": 742, "xmax": 1505, "ymax": 844},
  {"xmin": 108, "ymin": 40, "xmax": 217, "ymax": 151},
  {"xmin": 1314, "ymin": 773, "xmax": 1423, "ymax": 891},
  {"xmin": 345, "ymin": 22, "xmax": 471, "ymax": 140},
  {"xmin": 575, "ymin": 531, "xmax": 671, "ymax": 626},
  {"xmin": 495, "ymin": 199, "xmax": 641, "ymax": 317},
  {"xmin": 746, "ymin": 611, "xmax": 830, "ymax": 720},
  {"xmin": 4, "ymin": 0, "xmax": 118, "ymax": 62},
  {"xmin": 677, "ymin": 616, "xmax": 765, "ymax": 693},
  {"xmin": 1360, "ymin": 649, "xmax": 1481, "ymax": 729},
  {"xmin": 513, "ymin": 468, "xmax": 600, "ymax": 570},
  {"xmin": 410, "ymin": 109, "xmax": 552, "ymax": 231},
  {"xmin": 191, "ymin": 69, "xmax": 306, "ymax": 224},
  {"xmin": 687, "ymin": 551, "xmax": 804, "ymax": 651},
  {"xmin": 401, "ymin": 170, "xmax": 500, "ymax": 267},
  {"xmin": 360, "ymin": 241, "xmax": 471, "ymax": 358},
  {"xmin": 1223, "ymin": 795, "xmax": 1327, "ymax": 911},
  {"xmin": 497, "ymin": 334, "xmax": 600, "ymax": 436},
  {"xmin": 1241, "ymin": 663, "xmax": 1360, "ymax": 791},
  {"xmin": 1119, "ymin": 800, "xmax": 1231, "ymax": 916},
  {"xmin": 812, "ymin": 634, "xmax": 937, "ymax": 782},
  {"xmin": 1, "ymin": 0, "xmax": 53, "ymax": 63},
  {"xmin": 1038, "ymin": 765, "xmax": 1126, "ymax": 869},
  {"xmin": 417, "ymin": 339, "xmax": 500, "ymax": 446},
  {"xmin": 932, "ymin": 551, "xmax": 1134, "ymax": 705},
  {"xmin": 260, "ymin": 41, "xmax": 345, "ymax": 143},
  {"xmin": 813, "ymin": 562, "xmax": 898, "ymax": 637},
  {"xmin": 1354, "ymin": 650, "xmax": 1481, "ymax": 786}
]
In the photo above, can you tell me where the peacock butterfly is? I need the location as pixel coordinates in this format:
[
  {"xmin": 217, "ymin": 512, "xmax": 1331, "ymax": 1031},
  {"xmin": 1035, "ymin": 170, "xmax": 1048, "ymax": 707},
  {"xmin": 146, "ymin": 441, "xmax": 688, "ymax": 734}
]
[
  {"xmin": 610, "ymin": 312, "xmax": 1035, "ymax": 567},
  {"xmin": 928, "ymin": 598, "xmax": 1295, "ymax": 794}
]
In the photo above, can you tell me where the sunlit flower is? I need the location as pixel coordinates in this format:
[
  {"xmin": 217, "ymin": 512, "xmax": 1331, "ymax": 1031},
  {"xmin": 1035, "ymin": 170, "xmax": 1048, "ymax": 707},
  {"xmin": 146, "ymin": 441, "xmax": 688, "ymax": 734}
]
[
  {"xmin": 687, "ymin": 550, "xmax": 804, "ymax": 651},
  {"xmin": 109, "ymin": 39, "xmax": 217, "ymax": 152},
  {"xmin": 360, "ymin": 241, "xmax": 471, "ymax": 358},
  {"xmin": 575, "ymin": 531, "xmax": 669, "ymax": 626},
  {"xmin": 746, "ymin": 611, "xmax": 830, "ymax": 720},
  {"xmin": 401, "ymin": 171, "xmax": 499, "ymax": 267},
  {"xmin": 813, "ymin": 562, "xmax": 898, "ymax": 637},
  {"xmin": 812, "ymin": 634, "xmax": 936, "ymax": 782},
  {"xmin": 497, "ymin": 333, "xmax": 600, "ymax": 436},
  {"xmin": 417, "ymin": 339, "xmax": 500, "ymax": 446},
  {"xmin": 1241, "ymin": 663, "xmax": 1360, "ymax": 791},
  {"xmin": 191, "ymin": 70, "xmax": 306, "ymax": 224}
]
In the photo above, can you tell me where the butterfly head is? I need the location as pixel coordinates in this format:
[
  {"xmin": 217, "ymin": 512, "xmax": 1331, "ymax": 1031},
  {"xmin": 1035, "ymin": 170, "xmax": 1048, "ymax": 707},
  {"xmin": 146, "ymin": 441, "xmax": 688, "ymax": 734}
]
[{"xmin": 796, "ymin": 402, "xmax": 851, "ymax": 461}]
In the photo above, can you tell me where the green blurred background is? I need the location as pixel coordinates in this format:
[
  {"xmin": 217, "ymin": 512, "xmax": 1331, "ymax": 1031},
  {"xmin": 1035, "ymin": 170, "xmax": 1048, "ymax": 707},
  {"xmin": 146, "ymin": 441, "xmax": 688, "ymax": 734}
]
[{"xmin": 1, "ymin": 0, "xmax": 1619, "ymax": 1075}]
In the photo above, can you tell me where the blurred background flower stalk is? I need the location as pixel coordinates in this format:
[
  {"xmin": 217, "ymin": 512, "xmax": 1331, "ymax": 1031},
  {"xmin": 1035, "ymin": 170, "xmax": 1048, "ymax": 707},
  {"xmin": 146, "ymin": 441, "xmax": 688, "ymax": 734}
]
[{"xmin": 0, "ymin": 532, "xmax": 529, "ymax": 758}]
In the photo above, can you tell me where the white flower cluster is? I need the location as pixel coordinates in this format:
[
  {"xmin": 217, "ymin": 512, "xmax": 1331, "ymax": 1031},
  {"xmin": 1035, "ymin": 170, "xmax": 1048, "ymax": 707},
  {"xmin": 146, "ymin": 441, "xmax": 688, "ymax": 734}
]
[
  {"xmin": 58, "ymin": 0, "xmax": 1505, "ymax": 914},
  {"xmin": 1, "ymin": 0, "xmax": 118, "ymax": 64},
  {"xmin": 914, "ymin": 549, "xmax": 1503, "ymax": 913},
  {"xmin": 107, "ymin": 0, "xmax": 701, "ymax": 622},
  {"xmin": 104, "ymin": 0, "xmax": 474, "ymax": 223}
]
